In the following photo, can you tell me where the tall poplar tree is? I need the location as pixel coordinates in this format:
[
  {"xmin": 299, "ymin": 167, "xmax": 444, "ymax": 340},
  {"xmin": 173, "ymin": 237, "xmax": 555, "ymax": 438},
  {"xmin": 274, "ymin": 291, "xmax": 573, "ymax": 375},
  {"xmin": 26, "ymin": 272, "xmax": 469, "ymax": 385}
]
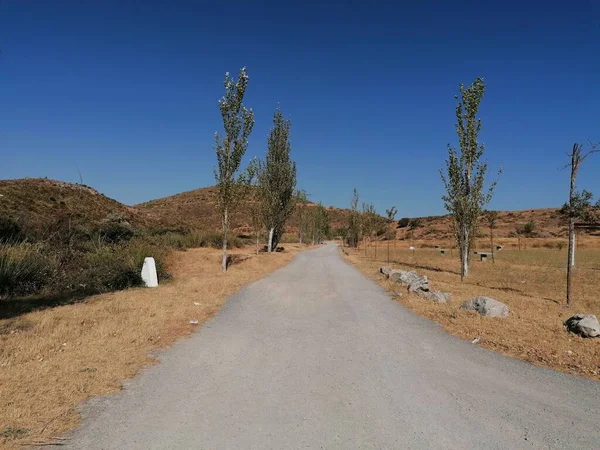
[
  {"xmin": 214, "ymin": 67, "xmax": 254, "ymax": 272},
  {"xmin": 440, "ymin": 77, "xmax": 499, "ymax": 280},
  {"xmin": 260, "ymin": 109, "xmax": 297, "ymax": 252}
]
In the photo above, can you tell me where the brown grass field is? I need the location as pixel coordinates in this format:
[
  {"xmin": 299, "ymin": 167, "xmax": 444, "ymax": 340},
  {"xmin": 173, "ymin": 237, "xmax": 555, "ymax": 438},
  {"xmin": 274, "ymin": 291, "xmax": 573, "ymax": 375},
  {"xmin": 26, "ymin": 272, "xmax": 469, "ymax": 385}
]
[
  {"xmin": 342, "ymin": 238, "xmax": 600, "ymax": 381},
  {"xmin": 0, "ymin": 245, "xmax": 304, "ymax": 449}
]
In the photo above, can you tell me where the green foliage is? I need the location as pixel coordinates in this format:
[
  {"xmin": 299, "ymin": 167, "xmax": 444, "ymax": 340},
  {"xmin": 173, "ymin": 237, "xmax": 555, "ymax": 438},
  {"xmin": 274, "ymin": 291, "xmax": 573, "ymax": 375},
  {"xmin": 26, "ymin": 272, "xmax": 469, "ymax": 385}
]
[
  {"xmin": 440, "ymin": 77, "xmax": 500, "ymax": 278},
  {"xmin": 559, "ymin": 189, "xmax": 598, "ymax": 223},
  {"xmin": 214, "ymin": 67, "xmax": 255, "ymax": 271},
  {"xmin": 517, "ymin": 220, "xmax": 536, "ymax": 236},
  {"xmin": 361, "ymin": 202, "xmax": 378, "ymax": 239},
  {"xmin": 385, "ymin": 206, "xmax": 397, "ymax": 223},
  {"xmin": 78, "ymin": 246, "xmax": 144, "ymax": 293},
  {"xmin": 156, "ymin": 230, "xmax": 244, "ymax": 250},
  {"xmin": 347, "ymin": 188, "xmax": 361, "ymax": 247},
  {"xmin": 295, "ymin": 190, "xmax": 310, "ymax": 244},
  {"xmin": 0, "ymin": 243, "xmax": 54, "ymax": 298},
  {"xmin": 97, "ymin": 214, "xmax": 135, "ymax": 244},
  {"xmin": 67, "ymin": 240, "xmax": 170, "ymax": 295},
  {"xmin": 258, "ymin": 109, "xmax": 297, "ymax": 251},
  {"xmin": 396, "ymin": 217, "xmax": 410, "ymax": 228},
  {"xmin": 0, "ymin": 217, "xmax": 24, "ymax": 242},
  {"xmin": 307, "ymin": 203, "xmax": 330, "ymax": 244},
  {"xmin": 334, "ymin": 227, "xmax": 348, "ymax": 240}
]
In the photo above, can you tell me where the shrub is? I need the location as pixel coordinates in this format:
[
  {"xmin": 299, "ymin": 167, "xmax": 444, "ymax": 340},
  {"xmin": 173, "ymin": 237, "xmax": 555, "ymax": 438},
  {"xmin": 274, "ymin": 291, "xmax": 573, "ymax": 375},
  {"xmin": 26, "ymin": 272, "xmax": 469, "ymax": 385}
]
[
  {"xmin": 72, "ymin": 240, "xmax": 170, "ymax": 294},
  {"xmin": 97, "ymin": 213, "xmax": 135, "ymax": 244},
  {"xmin": 409, "ymin": 218, "xmax": 422, "ymax": 228},
  {"xmin": 0, "ymin": 217, "xmax": 24, "ymax": 242},
  {"xmin": 397, "ymin": 218, "xmax": 410, "ymax": 228},
  {"xmin": 0, "ymin": 243, "xmax": 54, "ymax": 298},
  {"xmin": 156, "ymin": 230, "xmax": 245, "ymax": 250},
  {"xmin": 517, "ymin": 220, "xmax": 536, "ymax": 236}
]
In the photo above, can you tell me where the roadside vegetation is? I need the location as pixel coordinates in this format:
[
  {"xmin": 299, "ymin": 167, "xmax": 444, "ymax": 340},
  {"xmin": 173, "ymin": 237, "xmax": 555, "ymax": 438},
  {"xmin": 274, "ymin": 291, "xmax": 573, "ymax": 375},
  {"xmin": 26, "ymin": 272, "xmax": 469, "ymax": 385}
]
[{"xmin": 0, "ymin": 244, "xmax": 303, "ymax": 449}]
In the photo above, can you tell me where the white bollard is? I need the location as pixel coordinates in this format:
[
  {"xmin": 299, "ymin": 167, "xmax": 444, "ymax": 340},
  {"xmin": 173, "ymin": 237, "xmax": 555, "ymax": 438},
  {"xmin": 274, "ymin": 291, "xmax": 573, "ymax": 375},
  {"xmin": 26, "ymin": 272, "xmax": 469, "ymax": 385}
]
[{"xmin": 141, "ymin": 257, "xmax": 158, "ymax": 288}]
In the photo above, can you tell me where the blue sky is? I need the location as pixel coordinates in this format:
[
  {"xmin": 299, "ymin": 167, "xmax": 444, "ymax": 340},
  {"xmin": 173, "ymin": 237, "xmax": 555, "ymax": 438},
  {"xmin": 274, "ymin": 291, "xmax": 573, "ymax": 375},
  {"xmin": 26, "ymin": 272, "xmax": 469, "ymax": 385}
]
[{"xmin": 1, "ymin": 1, "xmax": 599, "ymax": 216}]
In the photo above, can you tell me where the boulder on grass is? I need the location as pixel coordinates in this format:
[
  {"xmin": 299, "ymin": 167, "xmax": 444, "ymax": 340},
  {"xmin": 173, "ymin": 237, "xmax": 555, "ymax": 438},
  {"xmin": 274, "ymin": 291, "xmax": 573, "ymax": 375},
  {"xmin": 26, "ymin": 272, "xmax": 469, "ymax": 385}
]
[
  {"xmin": 388, "ymin": 269, "xmax": 429, "ymax": 293},
  {"xmin": 564, "ymin": 314, "xmax": 600, "ymax": 338},
  {"xmin": 461, "ymin": 296, "xmax": 508, "ymax": 317},
  {"xmin": 419, "ymin": 291, "xmax": 451, "ymax": 303},
  {"xmin": 380, "ymin": 266, "xmax": 392, "ymax": 276}
]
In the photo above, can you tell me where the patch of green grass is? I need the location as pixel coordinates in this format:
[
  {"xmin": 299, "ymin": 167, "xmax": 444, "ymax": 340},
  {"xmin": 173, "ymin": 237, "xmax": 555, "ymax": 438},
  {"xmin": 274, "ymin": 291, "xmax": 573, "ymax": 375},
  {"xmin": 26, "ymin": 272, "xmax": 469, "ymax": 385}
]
[{"xmin": 0, "ymin": 243, "xmax": 54, "ymax": 298}]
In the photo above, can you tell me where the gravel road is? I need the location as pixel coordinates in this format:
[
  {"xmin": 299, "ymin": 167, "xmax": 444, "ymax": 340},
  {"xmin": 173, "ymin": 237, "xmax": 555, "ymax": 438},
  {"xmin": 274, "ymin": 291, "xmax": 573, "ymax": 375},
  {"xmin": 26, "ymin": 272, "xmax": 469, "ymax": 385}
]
[{"xmin": 59, "ymin": 243, "xmax": 599, "ymax": 449}]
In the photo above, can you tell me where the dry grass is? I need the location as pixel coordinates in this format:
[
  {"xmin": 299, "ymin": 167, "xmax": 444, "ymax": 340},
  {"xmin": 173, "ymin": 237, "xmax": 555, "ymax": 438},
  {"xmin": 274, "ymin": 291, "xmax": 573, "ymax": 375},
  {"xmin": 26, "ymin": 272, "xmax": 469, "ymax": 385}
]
[
  {"xmin": 0, "ymin": 244, "xmax": 304, "ymax": 449},
  {"xmin": 342, "ymin": 240, "xmax": 600, "ymax": 381}
]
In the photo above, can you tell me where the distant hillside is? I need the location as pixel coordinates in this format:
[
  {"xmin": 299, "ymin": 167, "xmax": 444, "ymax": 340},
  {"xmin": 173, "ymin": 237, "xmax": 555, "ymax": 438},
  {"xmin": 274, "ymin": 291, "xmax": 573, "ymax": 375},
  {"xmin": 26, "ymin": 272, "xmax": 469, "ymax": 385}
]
[
  {"xmin": 0, "ymin": 178, "xmax": 155, "ymax": 237},
  {"xmin": 3, "ymin": 178, "xmax": 590, "ymax": 242},
  {"xmin": 394, "ymin": 208, "xmax": 598, "ymax": 241},
  {"xmin": 0, "ymin": 179, "xmax": 353, "ymax": 238},
  {"xmin": 136, "ymin": 186, "xmax": 353, "ymax": 233}
]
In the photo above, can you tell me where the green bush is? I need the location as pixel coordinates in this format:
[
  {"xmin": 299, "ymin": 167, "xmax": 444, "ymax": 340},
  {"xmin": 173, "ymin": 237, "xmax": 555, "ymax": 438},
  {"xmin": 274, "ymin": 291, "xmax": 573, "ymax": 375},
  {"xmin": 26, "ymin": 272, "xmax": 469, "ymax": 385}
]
[
  {"xmin": 70, "ymin": 240, "xmax": 170, "ymax": 294},
  {"xmin": 121, "ymin": 239, "xmax": 170, "ymax": 282},
  {"xmin": 397, "ymin": 218, "xmax": 410, "ymax": 228},
  {"xmin": 0, "ymin": 243, "xmax": 54, "ymax": 298},
  {"xmin": 97, "ymin": 213, "xmax": 135, "ymax": 244},
  {"xmin": 76, "ymin": 247, "xmax": 143, "ymax": 293},
  {"xmin": 156, "ymin": 230, "xmax": 245, "ymax": 250}
]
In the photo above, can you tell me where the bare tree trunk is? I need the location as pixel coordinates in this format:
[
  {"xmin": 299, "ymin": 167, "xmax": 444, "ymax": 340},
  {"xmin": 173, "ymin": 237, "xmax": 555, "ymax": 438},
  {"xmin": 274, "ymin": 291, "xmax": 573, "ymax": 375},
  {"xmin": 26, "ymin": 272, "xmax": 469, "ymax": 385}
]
[
  {"xmin": 256, "ymin": 229, "xmax": 259, "ymax": 255},
  {"xmin": 490, "ymin": 225, "xmax": 495, "ymax": 263},
  {"xmin": 567, "ymin": 219, "xmax": 575, "ymax": 305},
  {"xmin": 387, "ymin": 240, "xmax": 390, "ymax": 264},
  {"xmin": 460, "ymin": 225, "xmax": 469, "ymax": 281},
  {"xmin": 221, "ymin": 209, "xmax": 228, "ymax": 273},
  {"xmin": 566, "ymin": 147, "xmax": 578, "ymax": 306},
  {"xmin": 267, "ymin": 227, "xmax": 274, "ymax": 253}
]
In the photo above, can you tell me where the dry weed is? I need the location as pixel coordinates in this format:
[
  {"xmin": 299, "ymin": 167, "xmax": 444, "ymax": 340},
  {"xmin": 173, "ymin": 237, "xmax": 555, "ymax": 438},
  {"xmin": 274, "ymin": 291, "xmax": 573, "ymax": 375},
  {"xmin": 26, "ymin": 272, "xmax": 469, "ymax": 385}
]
[
  {"xmin": 344, "ymin": 242, "xmax": 600, "ymax": 381},
  {"xmin": 0, "ymin": 245, "xmax": 303, "ymax": 449}
]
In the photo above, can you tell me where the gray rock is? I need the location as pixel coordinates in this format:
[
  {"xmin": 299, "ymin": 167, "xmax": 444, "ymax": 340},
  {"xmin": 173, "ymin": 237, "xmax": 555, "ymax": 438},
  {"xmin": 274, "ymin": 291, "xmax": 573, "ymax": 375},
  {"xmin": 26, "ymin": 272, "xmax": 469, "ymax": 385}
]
[
  {"xmin": 564, "ymin": 314, "xmax": 600, "ymax": 338},
  {"xmin": 420, "ymin": 291, "xmax": 451, "ymax": 303},
  {"xmin": 387, "ymin": 269, "xmax": 429, "ymax": 293},
  {"xmin": 379, "ymin": 266, "xmax": 392, "ymax": 276},
  {"xmin": 461, "ymin": 296, "xmax": 509, "ymax": 317}
]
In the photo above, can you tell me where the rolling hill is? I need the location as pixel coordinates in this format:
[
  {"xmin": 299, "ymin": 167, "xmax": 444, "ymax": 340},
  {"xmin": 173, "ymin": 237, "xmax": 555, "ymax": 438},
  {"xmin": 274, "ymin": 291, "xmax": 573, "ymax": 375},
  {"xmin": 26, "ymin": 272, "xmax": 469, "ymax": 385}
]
[
  {"xmin": 136, "ymin": 186, "xmax": 354, "ymax": 233},
  {"xmin": 1, "ymin": 178, "xmax": 594, "ymax": 241},
  {"xmin": 0, "ymin": 178, "xmax": 156, "ymax": 237}
]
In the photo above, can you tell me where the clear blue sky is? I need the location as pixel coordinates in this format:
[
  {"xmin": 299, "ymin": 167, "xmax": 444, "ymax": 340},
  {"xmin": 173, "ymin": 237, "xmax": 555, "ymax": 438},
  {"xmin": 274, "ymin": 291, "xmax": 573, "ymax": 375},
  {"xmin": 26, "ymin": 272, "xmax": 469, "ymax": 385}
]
[{"xmin": 1, "ymin": 1, "xmax": 599, "ymax": 216}]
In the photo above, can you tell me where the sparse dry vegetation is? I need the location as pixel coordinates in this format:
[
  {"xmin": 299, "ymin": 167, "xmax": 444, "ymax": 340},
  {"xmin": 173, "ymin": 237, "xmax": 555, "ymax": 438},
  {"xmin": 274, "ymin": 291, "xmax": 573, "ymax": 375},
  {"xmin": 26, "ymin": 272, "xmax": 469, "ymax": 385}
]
[
  {"xmin": 342, "ymin": 241, "xmax": 600, "ymax": 380},
  {"xmin": 0, "ymin": 244, "xmax": 303, "ymax": 449}
]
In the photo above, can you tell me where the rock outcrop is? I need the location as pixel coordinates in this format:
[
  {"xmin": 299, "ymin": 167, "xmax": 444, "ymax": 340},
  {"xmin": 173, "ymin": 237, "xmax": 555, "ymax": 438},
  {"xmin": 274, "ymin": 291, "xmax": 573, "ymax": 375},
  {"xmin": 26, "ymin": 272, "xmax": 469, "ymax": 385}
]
[
  {"xmin": 460, "ymin": 296, "xmax": 509, "ymax": 317},
  {"xmin": 564, "ymin": 315, "xmax": 600, "ymax": 338}
]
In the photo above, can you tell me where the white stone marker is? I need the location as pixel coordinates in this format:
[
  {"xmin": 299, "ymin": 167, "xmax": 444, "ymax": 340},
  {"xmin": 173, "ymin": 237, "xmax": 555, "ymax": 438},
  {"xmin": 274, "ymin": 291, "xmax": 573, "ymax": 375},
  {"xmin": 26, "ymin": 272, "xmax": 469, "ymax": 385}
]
[{"xmin": 141, "ymin": 257, "xmax": 158, "ymax": 287}]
